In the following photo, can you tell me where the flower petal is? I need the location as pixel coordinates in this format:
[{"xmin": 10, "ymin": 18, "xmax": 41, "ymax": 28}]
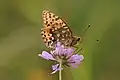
[
  {"xmin": 55, "ymin": 43, "xmax": 74, "ymax": 56},
  {"xmin": 55, "ymin": 47, "xmax": 62, "ymax": 55},
  {"xmin": 55, "ymin": 46, "xmax": 65, "ymax": 55},
  {"xmin": 68, "ymin": 54, "xmax": 84, "ymax": 62},
  {"xmin": 51, "ymin": 64, "xmax": 63, "ymax": 74},
  {"xmin": 69, "ymin": 63, "xmax": 78, "ymax": 68},
  {"xmin": 54, "ymin": 42, "xmax": 66, "ymax": 55},
  {"xmin": 52, "ymin": 64, "xmax": 59, "ymax": 71},
  {"xmin": 38, "ymin": 51, "xmax": 55, "ymax": 60},
  {"xmin": 67, "ymin": 54, "xmax": 84, "ymax": 68},
  {"xmin": 66, "ymin": 48, "xmax": 75, "ymax": 58}
]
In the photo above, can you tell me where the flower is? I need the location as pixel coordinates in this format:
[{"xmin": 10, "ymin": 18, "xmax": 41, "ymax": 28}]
[{"xmin": 38, "ymin": 42, "xmax": 84, "ymax": 74}]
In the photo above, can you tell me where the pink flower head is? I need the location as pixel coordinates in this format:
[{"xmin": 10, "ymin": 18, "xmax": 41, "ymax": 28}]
[{"xmin": 38, "ymin": 42, "xmax": 84, "ymax": 74}]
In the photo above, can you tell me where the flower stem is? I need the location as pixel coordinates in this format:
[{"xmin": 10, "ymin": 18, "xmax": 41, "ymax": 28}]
[{"xmin": 59, "ymin": 59, "xmax": 62, "ymax": 80}]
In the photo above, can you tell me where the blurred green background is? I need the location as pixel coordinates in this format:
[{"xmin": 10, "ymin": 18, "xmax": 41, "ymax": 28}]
[{"xmin": 0, "ymin": 0, "xmax": 120, "ymax": 80}]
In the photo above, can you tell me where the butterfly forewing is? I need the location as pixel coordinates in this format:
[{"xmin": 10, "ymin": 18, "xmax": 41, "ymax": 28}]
[{"xmin": 41, "ymin": 10, "xmax": 80, "ymax": 49}]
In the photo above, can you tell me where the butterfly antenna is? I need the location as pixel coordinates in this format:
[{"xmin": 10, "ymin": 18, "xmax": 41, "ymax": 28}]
[
  {"xmin": 80, "ymin": 24, "xmax": 100, "ymax": 42},
  {"xmin": 78, "ymin": 24, "xmax": 90, "ymax": 43},
  {"xmin": 81, "ymin": 24, "xmax": 90, "ymax": 37}
]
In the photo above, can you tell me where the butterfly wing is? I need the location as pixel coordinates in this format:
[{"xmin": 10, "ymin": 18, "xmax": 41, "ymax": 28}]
[{"xmin": 41, "ymin": 10, "xmax": 73, "ymax": 49}]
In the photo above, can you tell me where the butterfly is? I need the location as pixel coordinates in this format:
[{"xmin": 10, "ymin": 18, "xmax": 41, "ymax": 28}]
[{"xmin": 41, "ymin": 10, "xmax": 81, "ymax": 49}]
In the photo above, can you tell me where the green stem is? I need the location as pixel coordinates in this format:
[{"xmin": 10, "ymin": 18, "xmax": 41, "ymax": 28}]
[{"xmin": 59, "ymin": 59, "xmax": 62, "ymax": 80}]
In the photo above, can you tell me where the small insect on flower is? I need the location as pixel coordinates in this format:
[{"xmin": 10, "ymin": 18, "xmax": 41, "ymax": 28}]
[
  {"xmin": 38, "ymin": 42, "xmax": 84, "ymax": 74},
  {"xmin": 41, "ymin": 10, "xmax": 81, "ymax": 49}
]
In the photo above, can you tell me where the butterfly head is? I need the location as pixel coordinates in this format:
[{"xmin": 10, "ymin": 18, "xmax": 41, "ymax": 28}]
[{"xmin": 70, "ymin": 36, "xmax": 81, "ymax": 47}]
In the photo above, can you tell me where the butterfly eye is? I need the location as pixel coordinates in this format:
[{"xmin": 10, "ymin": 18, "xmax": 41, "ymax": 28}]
[{"xmin": 77, "ymin": 37, "xmax": 80, "ymax": 41}]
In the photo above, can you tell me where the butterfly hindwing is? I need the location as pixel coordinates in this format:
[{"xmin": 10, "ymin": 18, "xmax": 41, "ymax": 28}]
[{"xmin": 41, "ymin": 10, "xmax": 80, "ymax": 49}]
